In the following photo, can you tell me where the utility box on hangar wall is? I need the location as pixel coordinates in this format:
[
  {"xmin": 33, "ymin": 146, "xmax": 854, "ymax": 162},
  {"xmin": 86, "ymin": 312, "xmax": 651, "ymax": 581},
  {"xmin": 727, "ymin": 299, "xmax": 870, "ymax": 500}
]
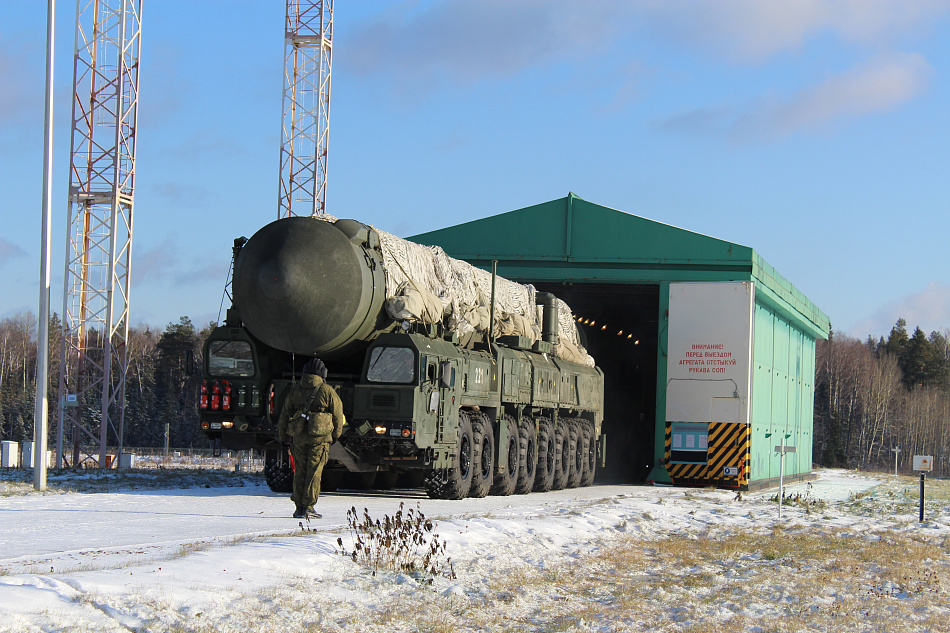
[{"xmin": 410, "ymin": 193, "xmax": 828, "ymax": 490}]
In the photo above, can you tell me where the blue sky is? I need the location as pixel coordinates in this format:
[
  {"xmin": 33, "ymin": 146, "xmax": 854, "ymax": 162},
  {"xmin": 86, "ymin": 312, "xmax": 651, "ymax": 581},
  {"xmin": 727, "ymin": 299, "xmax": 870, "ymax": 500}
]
[{"xmin": 2, "ymin": 0, "xmax": 949, "ymax": 340}]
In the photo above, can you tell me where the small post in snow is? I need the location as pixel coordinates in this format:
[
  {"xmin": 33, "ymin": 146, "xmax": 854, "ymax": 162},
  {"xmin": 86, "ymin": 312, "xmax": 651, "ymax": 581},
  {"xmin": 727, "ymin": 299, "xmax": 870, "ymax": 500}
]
[
  {"xmin": 913, "ymin": 455, "xmax": 933, "ymax": 523},
  {"xmin": 774, "ymin": 436, "xmax": 796, "ymax": 519},
  {"xmin": 891, "ymin": 446, "xmax": 901, "ymax": 476}
]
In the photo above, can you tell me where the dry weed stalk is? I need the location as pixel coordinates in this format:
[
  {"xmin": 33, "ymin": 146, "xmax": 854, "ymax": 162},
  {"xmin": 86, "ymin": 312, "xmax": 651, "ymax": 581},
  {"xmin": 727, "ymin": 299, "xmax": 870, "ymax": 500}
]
[{"xmin": 336, "ymin": 502, "xmax": 456, "ymax": 582}]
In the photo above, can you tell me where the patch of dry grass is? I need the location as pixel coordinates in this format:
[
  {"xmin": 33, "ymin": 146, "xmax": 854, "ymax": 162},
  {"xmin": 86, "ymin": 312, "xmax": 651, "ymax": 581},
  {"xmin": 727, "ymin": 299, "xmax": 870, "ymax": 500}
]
[
  {"xmin": 21, "ymin": 516, "xmax": 948, "ymax": 633},
  {"xmin": 316, "ymin": 522, "xmax": 950, "ymax": 633}
]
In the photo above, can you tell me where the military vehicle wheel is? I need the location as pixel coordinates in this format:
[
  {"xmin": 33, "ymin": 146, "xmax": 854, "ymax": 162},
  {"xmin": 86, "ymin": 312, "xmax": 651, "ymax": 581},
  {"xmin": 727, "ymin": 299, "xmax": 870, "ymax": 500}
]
[
  {"xmin": 425, "ymin": 412, "xmax": 474, "ymax": 499},
  {"xmin": 469, "ymin": 416, "xmax": 494, "ymax": 498},
  {"xmin": 551, "ymin": 423, "xmax": 574, "ymax": 491},
  {"xmin": 580, "ymin": 423, "xmax": 597, "ymax": 486},
  {"xmin": 514, "ymin": 418, "xmax": 537, "ymax": 494},
  {"xmin": 491, "ymin": 415, "xmax": 519, "ymax": 496},
  {"xmin": 533, "ymin": 417, "xmax": 556, "ymax": 492},
  {"xmin": 320, "ymin": 469, "xmax": 343, "ymax": 492},
  {"xmin": 567, "ymin": 422, "xmax": 584, "ymax": 488},
  {"xmin": 264, "ymin": 448, "xmax": 294, "ymax": 493},
  {"xmin": 376, "ymin": 470, "xmax": 398, "ymax": 490}
]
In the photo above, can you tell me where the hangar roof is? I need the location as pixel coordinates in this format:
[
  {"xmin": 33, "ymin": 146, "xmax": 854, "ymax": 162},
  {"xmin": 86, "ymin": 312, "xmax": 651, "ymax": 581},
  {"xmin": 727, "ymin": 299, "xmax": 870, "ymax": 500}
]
[{"xmin": 408, "ymin": 193, "xmax": 830, "ymax": 340}]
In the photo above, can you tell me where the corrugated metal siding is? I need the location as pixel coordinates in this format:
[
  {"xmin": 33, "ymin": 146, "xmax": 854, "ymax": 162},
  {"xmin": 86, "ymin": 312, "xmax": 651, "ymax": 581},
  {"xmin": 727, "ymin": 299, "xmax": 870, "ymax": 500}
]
[
  {"xmin": 751, "ymin": 303, "xmax": 815, "ymax": 482},
  {"xmin": 752, "ymin": 304, "xmax": 774, "ymax": 480}
]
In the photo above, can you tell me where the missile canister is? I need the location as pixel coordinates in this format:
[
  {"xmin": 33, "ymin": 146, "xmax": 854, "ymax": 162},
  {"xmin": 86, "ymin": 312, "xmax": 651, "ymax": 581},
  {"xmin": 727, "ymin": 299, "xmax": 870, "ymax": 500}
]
[
  {"xmin": 232, "ymin": 215, "xmax": 595, "ymax": 365},
  {"xmin": 232, "ymin": 216, "xmax": 389, "ymax": 358}
]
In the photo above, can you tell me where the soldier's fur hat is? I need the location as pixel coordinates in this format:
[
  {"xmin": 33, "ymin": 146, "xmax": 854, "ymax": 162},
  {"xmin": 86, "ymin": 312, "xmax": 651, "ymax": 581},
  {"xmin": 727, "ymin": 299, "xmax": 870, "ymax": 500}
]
[{"xmin": 303, "ymin": 358, "xmax": 327, "ymax": 378}]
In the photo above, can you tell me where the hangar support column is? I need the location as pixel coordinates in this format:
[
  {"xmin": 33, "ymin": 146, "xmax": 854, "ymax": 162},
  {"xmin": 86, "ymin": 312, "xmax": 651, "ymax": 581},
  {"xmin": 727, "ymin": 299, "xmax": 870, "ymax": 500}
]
[{"xmin": 647, "ymin": 281, "xmax": 672, "ymax": 484}]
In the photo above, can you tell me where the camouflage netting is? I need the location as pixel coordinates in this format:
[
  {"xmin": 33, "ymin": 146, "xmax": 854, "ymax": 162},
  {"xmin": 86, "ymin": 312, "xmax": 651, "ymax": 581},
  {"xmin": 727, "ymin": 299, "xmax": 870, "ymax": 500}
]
[{"xmin": 314, "ymin": 215, "xmax": 593, "ymax": 366}]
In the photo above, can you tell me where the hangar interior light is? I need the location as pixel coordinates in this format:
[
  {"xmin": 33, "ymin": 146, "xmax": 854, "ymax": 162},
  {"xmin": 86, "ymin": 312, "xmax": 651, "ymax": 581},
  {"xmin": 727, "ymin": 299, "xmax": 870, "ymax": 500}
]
[{"xmin": 575, "ymin": 315, "xmax": 639, "ymax": 344}]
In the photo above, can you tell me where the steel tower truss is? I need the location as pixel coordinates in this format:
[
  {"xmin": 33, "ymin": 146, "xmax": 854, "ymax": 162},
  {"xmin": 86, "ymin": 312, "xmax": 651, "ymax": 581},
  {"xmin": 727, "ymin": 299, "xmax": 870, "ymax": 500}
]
[
  {"xmin": 278, "ymin": 0, "xmax": 333, "ymax": 217},
  {"xmin": 56, "ymin": 0, "xmax": 142, "ymax": 468}
]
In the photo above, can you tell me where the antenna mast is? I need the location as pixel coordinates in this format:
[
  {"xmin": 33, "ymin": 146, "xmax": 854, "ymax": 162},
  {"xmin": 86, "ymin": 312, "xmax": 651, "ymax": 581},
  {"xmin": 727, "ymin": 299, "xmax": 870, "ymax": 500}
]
[
  {"xmin": 278, "ymin": 0, "xmax": 333, "ymax": 217},
  {"xmin": 56, "ymin": 0, "xmax": 142, "ymax": 468}
]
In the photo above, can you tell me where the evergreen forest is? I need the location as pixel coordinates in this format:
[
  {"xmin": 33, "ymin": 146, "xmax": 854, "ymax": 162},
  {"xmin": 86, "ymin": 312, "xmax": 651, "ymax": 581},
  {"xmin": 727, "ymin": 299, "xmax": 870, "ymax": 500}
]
[
  {"xmin": 0, "ymin": 313, "xmax": 212, "ymax": 454},
  {"xmin": 814, "ymin": 319, "xmax": 950, "ymax": 475}
]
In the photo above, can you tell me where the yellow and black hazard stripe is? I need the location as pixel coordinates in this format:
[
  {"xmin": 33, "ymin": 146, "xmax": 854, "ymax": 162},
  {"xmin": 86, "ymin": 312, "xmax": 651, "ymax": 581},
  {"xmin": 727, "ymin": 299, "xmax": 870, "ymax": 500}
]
[{"xmin": 664, "ymin": 421, "xmax": 751, "ymax": 489}]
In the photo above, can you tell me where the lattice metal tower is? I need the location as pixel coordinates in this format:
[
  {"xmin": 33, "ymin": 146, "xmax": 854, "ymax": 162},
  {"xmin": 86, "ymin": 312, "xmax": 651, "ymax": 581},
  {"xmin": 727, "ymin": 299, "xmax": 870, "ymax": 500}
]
[
  {"xmin": 278, "ymin": 0, "xmax": 333, "ymax": 217},
  {"xmin": 56, "ymin": 0, "xmax": 142, "ymax": 468}
]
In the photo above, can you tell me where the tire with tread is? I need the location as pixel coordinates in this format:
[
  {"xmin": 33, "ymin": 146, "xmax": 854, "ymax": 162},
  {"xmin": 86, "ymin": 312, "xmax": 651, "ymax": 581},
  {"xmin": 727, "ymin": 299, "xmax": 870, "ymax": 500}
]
[
  {"xmin": 580, "ymin": 422, "xmax": 597, "ymax": 486},
  {"xmin": 469, "ymin": 415, "xmax": 494, "ymax": 498},
  {"xmin": 424, "ymin": 412, "xmax": 474, "ymax": 499},
  {"xmin": 491, "ymin": 415, "xmax": 519, "ymax": 496},
  {"xmin": 515, "ymin": 418, "xmax": 537, "ymax": 494},
  {"xmin": 551, "ymin": 422, "xmax": 574, "ymax": 491},
  {"xmin": 533, "ymin": 417, "xmax": 556, "ymax": 492},
  {"xmin": 567, "ymin": 422, "xmax": 584, "ymax": 488},
  {"xmin": 264, "ymin": 448, "xmax": 293, "ymax": 493}
]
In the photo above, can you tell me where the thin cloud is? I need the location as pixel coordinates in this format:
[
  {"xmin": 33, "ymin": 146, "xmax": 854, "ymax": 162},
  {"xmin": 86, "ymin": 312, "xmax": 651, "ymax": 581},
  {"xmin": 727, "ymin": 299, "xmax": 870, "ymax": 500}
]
[
  {"xmin": 600, "ymin": 60, "xmax": 652, "ymax": 113},
  {"xmin": 133, "ymin": 239, "xmax": 228, "ymax": 288},
  {"xmin": 173, "ymin": 261, "xmax": 228, "ymax": 286},
  {"xmin": 0, "ymin": 41, "xmax": 36, "ymax": 123},
  {"xmin": 149, "ymin": 181, "xmax": 213, "ymax": 205},
  {"xmin": 167, "ymin": 130, "xmax": 246, "ymax": 161},
  {"xmin": 132, "ymin": 238, "xmax": 178, "ymax": 284},
  {"xmin": 0, "ymin": 238, "xmax": 27, "ymax": 267},
  {"xmin": 849, "ymin": 281, "xmax": 950, "ymax": 339},
  {"xmin": 344, "ymin": 0, "xmax": 634, "ymax": 86},
  {"xmin": 640, "ymin": 0, "xmax": 950, "ymax": 62},
  {"xmin": 661, "ymin": 54, "xmax": 930, "ymax": 140},
  {"xmin": 138, "ymin": 42, "xmax": 189, "ymax": 128},
  {"xmin": 764, "ymin": 54, "xmax": 930, "ymax": 135},
  {"xmin": 342, "ymin": 0, "xmax": 950, "ymax": 91}
]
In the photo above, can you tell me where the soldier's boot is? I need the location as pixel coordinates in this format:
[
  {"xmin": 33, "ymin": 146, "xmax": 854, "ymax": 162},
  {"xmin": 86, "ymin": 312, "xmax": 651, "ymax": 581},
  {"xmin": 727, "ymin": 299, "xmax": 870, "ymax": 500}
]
[
  {"xmin": 305, "ymin": 506, "xmax": 321, "ymax": 519},
  {"xmin": 292, "ymin": 505, "xmax": 306, "ymax": 519}
]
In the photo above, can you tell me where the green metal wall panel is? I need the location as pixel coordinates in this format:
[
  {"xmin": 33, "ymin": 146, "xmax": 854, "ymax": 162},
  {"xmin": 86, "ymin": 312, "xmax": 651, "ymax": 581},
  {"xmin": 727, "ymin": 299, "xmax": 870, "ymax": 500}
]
[
  {"xmin": 750, "ymin": 303, "xmax": 815, "ymax": 483},
  {"xmin": 751, "ymin": 305, "xmax": 774, "ymax": 480},
  {"xmin": 771, "ymin": 319, "xmax": 790, "ymax": 479},
  {"xmin": 801, "ymin": 337, "xmax": 816, "ymax": 470}
]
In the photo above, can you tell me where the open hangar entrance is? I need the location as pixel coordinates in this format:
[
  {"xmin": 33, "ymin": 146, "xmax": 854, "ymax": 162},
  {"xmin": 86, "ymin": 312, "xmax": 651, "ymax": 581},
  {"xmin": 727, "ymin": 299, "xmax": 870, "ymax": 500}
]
[
  {"xmin": 534, "ymin": 282, "xmax": 659, "ymax": 483},
  {"xmin": 410, "ymin": 193, "xmax": 830, "ymax": 489}
]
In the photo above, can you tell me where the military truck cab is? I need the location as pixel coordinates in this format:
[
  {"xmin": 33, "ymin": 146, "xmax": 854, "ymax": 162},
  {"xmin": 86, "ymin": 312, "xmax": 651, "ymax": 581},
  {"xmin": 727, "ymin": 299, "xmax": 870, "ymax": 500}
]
[
  {"xmin": 340, "ymin": 332, "xmax": 462, "ymax": 472},
  {"xmin": 199, "ymin": 326, "xmax": 354, "ymax": 450},
  {"xmin": 199, "ymin": 327, "xmax": 269, "ymax": 448}
]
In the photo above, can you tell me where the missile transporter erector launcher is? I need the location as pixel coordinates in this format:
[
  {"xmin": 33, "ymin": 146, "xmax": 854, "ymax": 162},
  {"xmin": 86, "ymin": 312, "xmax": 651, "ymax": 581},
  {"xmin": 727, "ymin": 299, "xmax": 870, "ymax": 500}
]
[{"xmin": 199, "ymin": 216, "xmax": 604, "ymax": 499}]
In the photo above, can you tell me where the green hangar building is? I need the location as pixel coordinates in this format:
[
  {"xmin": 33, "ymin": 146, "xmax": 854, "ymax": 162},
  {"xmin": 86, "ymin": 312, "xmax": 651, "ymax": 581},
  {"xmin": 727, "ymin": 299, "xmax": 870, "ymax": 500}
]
[{"xmin": 410, "ymin": 193, "xmax": 830, "ymax": 490}]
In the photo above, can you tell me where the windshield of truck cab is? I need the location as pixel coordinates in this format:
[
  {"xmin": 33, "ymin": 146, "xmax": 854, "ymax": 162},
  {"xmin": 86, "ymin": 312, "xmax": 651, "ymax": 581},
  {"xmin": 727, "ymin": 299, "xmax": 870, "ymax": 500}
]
[
  {"xmin": 208, "ymin": 340, "xmax": 255, "ymax": 377},
  {"xmin": 366, "ymin": 347, "xmax": 415, "ymax": 384}
]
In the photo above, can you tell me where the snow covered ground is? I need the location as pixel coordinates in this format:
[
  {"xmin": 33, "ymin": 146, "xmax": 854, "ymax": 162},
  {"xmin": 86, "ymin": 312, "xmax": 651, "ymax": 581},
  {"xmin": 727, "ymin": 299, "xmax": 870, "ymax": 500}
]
[{"xmin": 1, "ymin": 468, "xmax": 948, "ymax": 632}]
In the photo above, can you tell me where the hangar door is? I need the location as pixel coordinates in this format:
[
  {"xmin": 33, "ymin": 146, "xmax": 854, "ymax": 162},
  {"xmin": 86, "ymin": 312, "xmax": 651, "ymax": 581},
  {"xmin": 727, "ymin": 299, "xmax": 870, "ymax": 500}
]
[
  {"xmin": 665, "ymin": 282, "xmax": 754, "ymax": 488},
  {"xmin": 536, "ymin": 282, "xmax": 659, "ymax": 483}
]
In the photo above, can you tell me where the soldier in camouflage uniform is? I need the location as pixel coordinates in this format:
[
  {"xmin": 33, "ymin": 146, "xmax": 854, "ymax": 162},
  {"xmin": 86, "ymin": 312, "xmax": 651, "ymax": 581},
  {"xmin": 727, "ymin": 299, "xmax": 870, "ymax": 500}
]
[{"xmin": 278, "ymin": 358, "xmax": 346, "ymax": 519}]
